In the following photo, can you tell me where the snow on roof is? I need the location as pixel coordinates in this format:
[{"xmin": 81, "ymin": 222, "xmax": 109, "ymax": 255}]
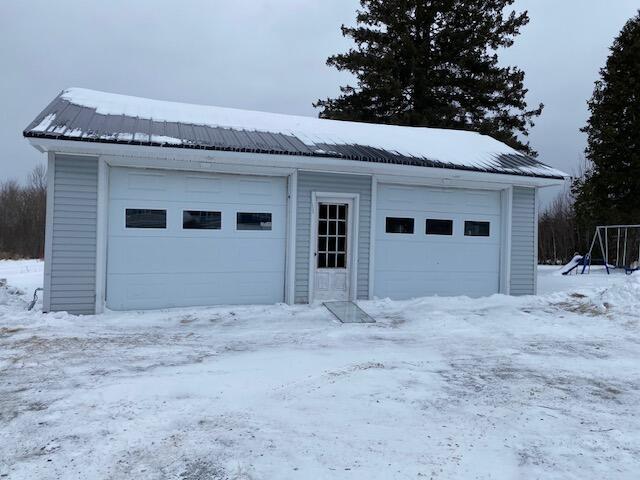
[{"xmin": 24, "ymin": 88, "xmax": 567, "ymax": 179}]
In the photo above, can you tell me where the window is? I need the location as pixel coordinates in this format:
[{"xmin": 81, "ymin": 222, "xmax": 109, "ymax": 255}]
[
  {"xmin": 183, "ymin": 210, "xmax": 221, "ymax": 230},
  {"xmin": 464, "ymin": 221, "xmax": 490, "ymax": 237},
  {"xmin": 317, "ymin": 203, "xmax": 348, "ymax": 268},
  {"xmin": 125, "ymin": 209, "xmax": 166, "ymax": 228},
  {"xmin": 237, "ymin": 212, "xmax": 272, "ymax": 230},
  {"xmin": 385, "ymin": 217, "xmax": 414, "ymax": 234},
  {"xmin": 426, "ymin": 219, "xmax": 453, "ymax": 236}
]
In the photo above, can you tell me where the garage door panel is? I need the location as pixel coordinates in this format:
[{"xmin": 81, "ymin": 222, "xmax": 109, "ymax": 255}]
[
  {"xmin": 375, "ymin": 184, "xmax": 502, "ymax": 299},
  {"xmin": 376, "ymin": 271, "xmax": 499, "ymax": 300},
  {"xmin": 376, "ymin": 212, "xmax": 501, "ymax": 239},
  {"xmin": 107, "ymin": 168, "xmax": 286, "ymax": 310},
  {"xmin": 108, "ymin": 201, "xmax": 286, "ymax": 237},
  {"xmin": 379, "ymin": 186, "xmax": 500, "ymax": 215},
  {"xmin": 375, "ymin": 241, "xmax": 500, "ymax": 273},
  {"xmin": 107, "ymin": 272, "xmax": 283, "ymax": 309},
  {"xmin": 107, "ymin": 236, "xmax": 285, "ymax": 274}
]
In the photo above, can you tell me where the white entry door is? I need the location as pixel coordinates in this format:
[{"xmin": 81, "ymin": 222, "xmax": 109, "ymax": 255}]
[{"xmin": 312, "ymin": 199, "xmax": 352, "ymax": 302}]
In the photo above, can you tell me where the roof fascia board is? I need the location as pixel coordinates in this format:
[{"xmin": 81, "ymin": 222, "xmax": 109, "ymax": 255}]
[{"xmin": 27, "ymin": 137, "xmax": 566, "ymax": 188}]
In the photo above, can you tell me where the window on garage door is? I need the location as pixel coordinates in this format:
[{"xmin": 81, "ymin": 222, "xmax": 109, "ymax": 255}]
[
  {"xmin": 425, "ymin": 219, "xmax": 453, "ymax": 235},
  {"xmin": 386, "ymin": 217, "xmax": 414, "ymax": 234},
  {"xmin": 125, "ymin": 209, "xmax": 166, "ymax": 229},
  {"xmin": 237, "ymin": 212, "xmax": 272, "ymax": 230},
  {"xmin": 183, "ymin": 210, "xmax": 221, "ymax": 229},
  {"xmin": 464, "ymin": 221, "xmax": 490, "ymax": 237}
]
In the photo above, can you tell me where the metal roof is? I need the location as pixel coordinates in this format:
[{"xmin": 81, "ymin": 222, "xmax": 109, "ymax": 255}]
[{"xmin": 23, "ymin": 89, "xmax": 566, "ymax": 180}]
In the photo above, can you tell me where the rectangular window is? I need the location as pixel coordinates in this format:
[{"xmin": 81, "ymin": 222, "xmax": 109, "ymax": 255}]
[
  {"xmin": 426, "ymin": 219, "xmax": 453, "ymax": 236},
  {"xmin": 237, "ymin": 212, "xmax": 272, "ymax": 230},
  {"xmin": 385, "ymin": 217, "xmax": 414, "ymax": 234},
  {"xmin": 317, "ymin": 203, "xmax": 348, "ymax": 268},
  {"xmin": 125, "ymin": 209, "xmax": 166, "ymax": 229},
  {"xmin": 183, "ymin": 210, "xmax": 221, "ymax": 230},
  {"xmin": 464, "ymin": 221, "xmax": 490, "ymax": 237}
]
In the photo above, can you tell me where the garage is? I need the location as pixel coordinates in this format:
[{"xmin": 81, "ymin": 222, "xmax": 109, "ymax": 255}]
[
  {"xmin": 106, "ymin": 168, "xmax": 287, "ymax": 310},
  {"xmin": 374, "ymin": 184, "xmax": 502, "ymax": 299}
]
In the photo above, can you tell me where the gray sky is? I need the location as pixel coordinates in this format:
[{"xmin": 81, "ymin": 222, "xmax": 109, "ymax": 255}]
[{"xmin": 1, "ymin": 0, "xmax": 637, "ymax": 206}]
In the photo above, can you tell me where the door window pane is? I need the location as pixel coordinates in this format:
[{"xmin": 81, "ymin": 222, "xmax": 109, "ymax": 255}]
[
  {"xmin": 183, "ymin": 210, "xmax": 221, "ymax": 229},
  {"xmin": 386, "ymin": 217, "xmax": 414, "ymax": 234},
  {"xmin": 317, "ymin": 202, "xmax": 348, "ymax": 269},
  {"xmin": 464, "ymin": 221, "xmax": 490, "ymax": 237},
  {"xmin": 426, "ymin": 219, "xmax": 453, "ymax": 235},
  {"xmin": 237, "ymin": 212, "xmax": 272, "ymax": 230},
  {"xmin": 125, "ymin": 209, "xmax": 166, "ymax": 229}
]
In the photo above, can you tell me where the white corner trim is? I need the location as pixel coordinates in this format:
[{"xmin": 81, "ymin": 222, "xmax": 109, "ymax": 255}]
[
  {"xmin": 94, "ymin": 158, "xmax": 109, "ymax": 314},
  {"xmin": 368, "ymin": 176, "xmax": 378, "ymax": 299},
  {"xmin": 533, "ymin": 187, "xmax": 539, "ymax": 295},
  {"xmin": 500, "ymin": 186, "xmax": 513, "ymax": 295},
  {"xmin": 308, "ymin": 192, "xmax": 318, "ymax": 303},
  {"xmin": 308, "ymin": 191, "xmax": 360, "ymax": 303},
  {"xmin": 43, "ymin": 152, "xmax": 56, "ymax": 312},
  {"xmin": 284, "ymin": 170, "xmax": 298, "ymax": 304}
]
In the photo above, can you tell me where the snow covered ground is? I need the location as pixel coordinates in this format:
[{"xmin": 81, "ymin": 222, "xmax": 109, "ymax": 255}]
[{"xmin": 1, "ymin": 260, "xmax": 638, "ymax": 479}]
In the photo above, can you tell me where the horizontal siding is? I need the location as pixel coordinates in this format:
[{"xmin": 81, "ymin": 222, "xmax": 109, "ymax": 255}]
[
  {"xmin": 49, "ymin": 155, "xmax": 98, "ymax": 314},
  {"xmin": 510, "ymin": 186, "xmax": 536, "ymax": 295},
  {"xmin": 295, "ymin": 171, "xmax": 372, "ymax": 303}
]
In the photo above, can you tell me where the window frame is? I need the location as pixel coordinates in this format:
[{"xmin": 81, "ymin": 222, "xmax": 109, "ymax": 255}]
[
  {"xmin": 464, "ymin": 220, "xmax": 491, "ymax": 237},
  {"xmin": 425, "ymin": 218, "xmax": 453, "ymax": 236},
  {"xmin": 236, "ymin": 212, "xmax": 273, "ymax": 231},
  {"xmin": 385, "ymin": 216, "xmax": 415, "ymax": 234},
  {"xmin": 125, "ymin": 208, "xmax": 167, "ymax": 229},
  {"xmin": 182, "ymin": 210, "xmax": 222, "ymax": 230}
]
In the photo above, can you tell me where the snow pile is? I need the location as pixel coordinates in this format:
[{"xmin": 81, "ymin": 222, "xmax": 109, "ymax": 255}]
[{"xmin": 596, "ymin": 274, "xmax": 640, "ymax": 313}]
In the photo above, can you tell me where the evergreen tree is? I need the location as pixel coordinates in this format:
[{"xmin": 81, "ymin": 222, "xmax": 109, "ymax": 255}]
[
  {"xmin": 315, "ymin": 0, "xmax": 543, "ymax": 154},
  {"xmin": 574, "ymin": 11, "xmax": 640, "ymax": 226}
]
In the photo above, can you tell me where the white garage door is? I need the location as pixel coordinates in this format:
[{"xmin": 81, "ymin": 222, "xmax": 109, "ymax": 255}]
[
  {"xmin": 374, "ymin": 184, "xmax": 502, "ymax": 299},
  {"xmin": 106, "ymin": 168, "xmax": 287, "ymax": 310}
]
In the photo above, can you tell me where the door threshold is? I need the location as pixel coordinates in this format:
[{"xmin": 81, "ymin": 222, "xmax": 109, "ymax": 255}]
[{"xmin": 323, "ymin": 301, "xmax": 375, "ymax": 323}]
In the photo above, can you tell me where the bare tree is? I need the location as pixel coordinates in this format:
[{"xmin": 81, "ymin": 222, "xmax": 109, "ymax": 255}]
[
  {"xmin": 538, "ymin": 156, "xmax": 593, "ymax": 264},
  {"xmin": 0, "ymin": 165, "xmax": 47, "ymax": 259}
]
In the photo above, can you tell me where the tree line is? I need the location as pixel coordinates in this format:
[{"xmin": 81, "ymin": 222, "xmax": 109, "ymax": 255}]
[
  {"xmin": 2, "ymin": 3, "xmax": 638, "ymax": 267},
  {"xmin": 538, "ymin": 11, "xmax": 640, "ymax": 264},
  {"xmin": 0, "ymin": 165, "xmax": 47, "ymax": 259}
]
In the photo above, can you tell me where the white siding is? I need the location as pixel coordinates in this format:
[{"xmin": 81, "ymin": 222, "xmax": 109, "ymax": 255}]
[
  {"xmin": 510, "ymin": 186, "xmax": 536, "ymax": 295},
  {"xmin": 48, "ymin": 155, "xmax": 98, "ymax": 314},
  {"xmin": 295, "ymin": 171, "xmax": 371, "ymax": 303}
]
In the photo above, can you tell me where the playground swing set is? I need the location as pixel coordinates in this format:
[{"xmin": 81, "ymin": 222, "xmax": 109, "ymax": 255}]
[{"xmin": 561, "ymin": 224, "xmax": 640, "ymax": 276}]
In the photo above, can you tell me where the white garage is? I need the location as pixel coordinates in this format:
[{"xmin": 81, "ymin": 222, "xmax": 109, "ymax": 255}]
[
  {"xmin": 106, "ymin": 168, "xmax": 287, "ymax": 310},
  {"xmin": 26, "ymin": 88, "xmax": 567, "ymax": 314},
  {"xmin": 374, "ymin": 184, "xmax": 503, "ymax": 299}
]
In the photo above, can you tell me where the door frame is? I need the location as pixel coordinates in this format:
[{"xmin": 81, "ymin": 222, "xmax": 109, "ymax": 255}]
[{"xmin": 308, "ymin": 191, "xmax": 360, "ymax": 303}]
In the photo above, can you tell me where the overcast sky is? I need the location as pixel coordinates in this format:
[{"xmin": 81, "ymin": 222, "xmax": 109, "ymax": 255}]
[{"xmin": 1, "ymin": 0, "xmax": 638, "ymax": 206}]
